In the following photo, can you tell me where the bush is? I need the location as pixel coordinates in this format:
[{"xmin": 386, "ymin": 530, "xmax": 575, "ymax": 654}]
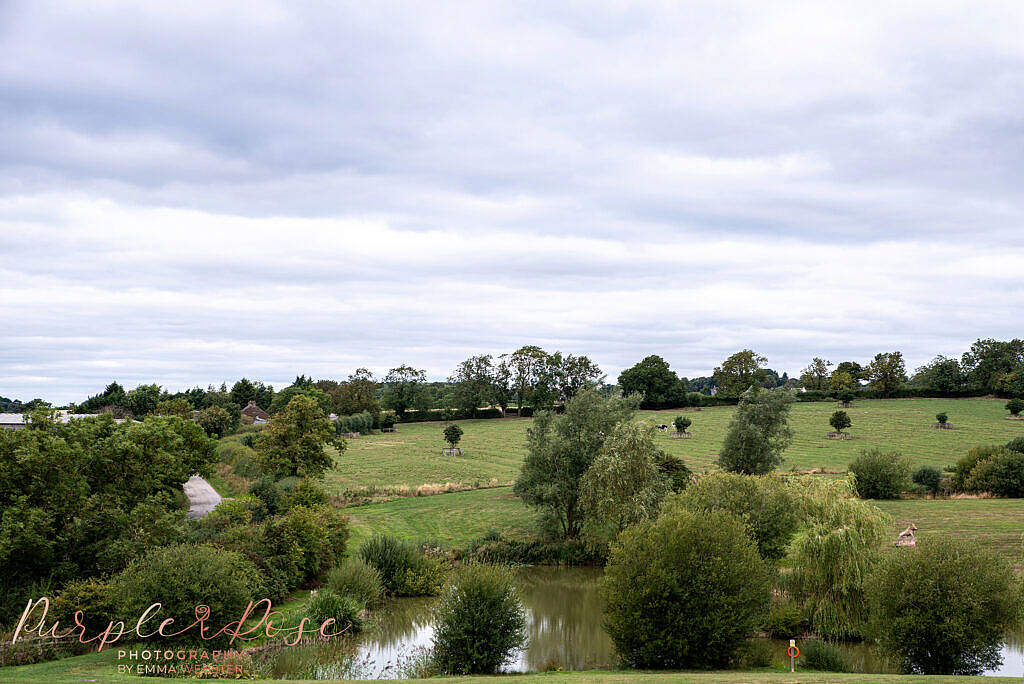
[
  {"xmin": 1006, "ymin": 399, "xmax": 1024, "ymax": 416},
  {"xmin": 763, "ymin": 600, "xmax": 806, "ymax": 640},
  {"xmin": 848, "ymin": 449, "xmax": 910, "ymax": 499},
  {"xmin": 1006, "ymin": 437, "xmax": 1024, "ymax": 455},
  {"xmin": 936, "ymin": 412, "xmax": 948, "ymax": 425},
  {"xmin": 601, "ymin": 507, "xmax": 772, "ymax": 669},
  {"xmin": 686, "ymin": 392, "xmax": 706, "ymax": 408},
  {"xmin": 656, "ymin": 454, "xmax": 692, "ymax": 493},
  {"xmin": 673, "ymin": 416, "xmax": 691, "ymax": 432},
  {"xmin": 51, "ymin": 578, "xmax": 121, "ymax": 634},
  {"xmin": 911, "ymin": 465, "xmax": 942, "ymax": 495},
  {"xmin": 270, "ymin": 506, "xmax": 349, "ymax": 584},
  {"xmin": 672, "ymin": 472, "xmax": 798, "ymax": 562},
  {"xmin": 283, "ymin": 478, "xmax": 331, "ymax": 510},
  {"xmin": 950, "ymin": 445, "xmax": 1004, "ymax": 491},
  {"xmin": 248, "ymin": 476, "xmax": 283, "ymax": 520},
  {"xmin": 837, "ymin": 390, "xmax": 855, "ymax": 405},
  {"xmin": 335, "ymin": 411, "xmax": 374, "ymax": 435},
  {"xmin": 736, "ymin": 638, "xmax": 774, "ymax": 668},
  {"xmin": 325, "ymin": 558, "xmax": 385, "ymax": 608},
  {"xmin": 431, "ymin": 564, "xmax": 527, "ymax": 675},
  {"xmin": 964, "ymin": 448, "xmax": 1024, "ymax": 497},
  {"xmin": 801, "ymin": 640, "xmax": 849, "ymax": 672},
  {"xmin": 357, "ymin": 534, "xmax": 445, "ymax": 596},
  {"xmin": 305, "ymin": 588, "xmax": 363, "ymax": 634},
  {"xmin": 443, "ymin": 424, "xmax": 463, "ymax": 448},
  {"xmin": 829, "ymin": 410, "xmax": 851, "ymax": 434},
  {"xmin": 868, "ymin": 538, "xmax": 1018, "ymax": 674},
  {"xmin": 465, "ymin": 534, "xmax": 607, "ymax": 565},
  {"xmin": 115, "ymin": 544, "xmax": 262, "ymax": 646}
]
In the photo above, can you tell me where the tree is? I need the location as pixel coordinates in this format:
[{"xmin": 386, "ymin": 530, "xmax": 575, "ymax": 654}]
[
  {"xmin": 1007, "ymin": 398, "xmax": 1024, "ymax": 416},
  {"xmin": 713, "ymin": 350, "xmax": 768, "ymax": 396},
  {"xmin": 848, "ymin": 449, "xmax": 910, "ymax": 499},
  {"xmin": 909, "ymin": 356, "xmax": 964, "ymax": 392},
  {"xmin": 834, "ymin": 361, "xmax": 865, "ymax": 381},
  {"xmin": 230, "ymin": 378, "xmax": 257, "ymax": 407},
  {"xmin": 829, "ymin": 410, "xmax": 851, "ymax": 434},
  {"xmin": 829, "ymin": 370, "xmax": 857, "ymax": 392},
  {"xmin": 443, "ymin": 424, "xmax": 463, "ymax": 449},
  {"xmin": 381, "ymin": 365, "xmax": 428, "ymax": 417},
  {"xmin": 867, "ymin": 351, "xmax": 906, "ymax": 397},
  {"xmin": 717, "ymin": 386, "xmax": 795, "ymax": 474},
  {"xmin": 504, "ymin": 345, "xmax": 551, "ymax": 412},
  {"xmin": 155, "ymin": 396, "xmax": 192, "ymax": 418},
  {"xmin": 673, "ymin": 415, "xmax": 691, "ymax": 433},
  {"xmin": 601, "ymin": 507, "xmax": 772, "ymax": 669},
  {"xmin": 513, "ymin": 388, "xmax": 638, "ymax": 539},
  {"xmin": 196, "ymin": 405, "xmax": 235, "ymax": 438},
  {"xmin": 935, "ymin": 411, "xmax": 948, "ymax": 425},
  {"xmin": 912, "ymin": 465, "xmax": 942, "ymax": 495},
  {"xmin": 255, "ymin": 395, "xmax": 338, "ymax": 479},
  {"xmin": 551, "ymin": 352, "xmax": 602, "ymax": 402},
  {"xmin": 868, "ymin": 538, "xmax": 1018, "ymax": 675},
  {"xmin": 837, "ymin": 389, "xmax": 856, "ymax": 406},
  {"xmin": 961, "ymin": 338, "xmax": 1024, "ymax": 391},
  {"xmin": 617, "ymin": 355, "xmax": 684, "ymax": 409},
  {"xmin": 270, "ymin": 376, "xmax": 332, "ymax": 415},
  {"xmin": 580, "ymin": 422, "xmax": 669, "ymax": 542},
  {"xmin": 334, "ymin": 368, "xmax": 380, "ymax": 416},
  {"xmin": 672, "ymin": 472, "xmax": 798, "ymax": 562},
  {"xmin": 800, "ymin": 358, "xmax": 832, "ymax": 391},
  {"xmin": 449, "ymin": 355, "xmax": 497, "ymax": 414},
  {"xmin": 124, "ymin": 383, "xmax": 162, "ymax": 417}
]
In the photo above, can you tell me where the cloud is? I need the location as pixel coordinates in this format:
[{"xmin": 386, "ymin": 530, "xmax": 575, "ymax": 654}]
[{"xmin": 1, "ymin": 1, "xmax": 1023, "ymax": 401}]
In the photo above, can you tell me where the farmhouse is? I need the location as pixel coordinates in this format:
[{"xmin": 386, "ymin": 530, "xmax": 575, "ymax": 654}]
[{"xmin": 241, "ymin": 400, "xmax": 271, "ymax": 425}]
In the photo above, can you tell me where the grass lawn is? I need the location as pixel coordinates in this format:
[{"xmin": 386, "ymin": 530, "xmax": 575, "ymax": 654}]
[
  {"xmin": 876, "ymin": 497, "xmax": 1024, "ymax": 564},
  {"xmin": 4, "ymin": 651, "xmax": 1017, "ymax": 683},
  {"xmin": 327, "ymin": 398, "xmax": 1022, "ymax": 493},
  {"xmin": 345, "ymin": 486, "xmax": 536, "ymax": 550}
]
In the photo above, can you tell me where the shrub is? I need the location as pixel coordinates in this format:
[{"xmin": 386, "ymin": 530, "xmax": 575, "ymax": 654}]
[
  {"xmin": 964, "ymin": 448, "xmax": 1024, "ymax": 497},
  {"xmin": 240, "ymin": 432, "xmax": 259, "ymax": 449},
  {"xmin": 673, "ymin": 416, "xmax": 691, "ymax": 433},
  {"xmin": 283, "ymin": 478, "xmax": 331, "ymax": 510},
  {"xmin": 672, "ymin": 472, "xmax": 798, "ymax": 562},
  {"xmin": 950, "ymin": 445, "xmax": 1003, "ymax": 491},
  {"xmin": 443, "ymin": 424, "xmax": 463, "ymax": 449},
  {"xmin": 837, "ymin": 390, "xmax": 855, "ymax": 405},
  {"xmin": 656, "ymin": 454, "xmax": 692, "ymax": 492},
  {"xmin": 335, "ymin": 411, "xmax": 374, "ymax": 435},
  {"xmin": 431, "ymin": 564, "xmax": 527, "ymax": 675},
  {"xmin": 848, "ymin": 449, "xmax": 910, "ymax": 499},
  {"xmin": 248, "ymin": 476, "xmax": 283, "ymax": 520},
  {"xmin": 935, "ymin": 412, "xmax": 948, "ymax": 425},
  {"xmin": 601, "ymin": 507, "xmax": 771, "ymax": 669},
  {"xmin": 763, "ymin": 600, "xmax": 805, "ymax": 639},
  {"xmin": 1006, "ymin": 436, "xmax": 1024, "ymax": 455},
  {"xmin": 271, "ymin": 506, "xmax": 349, "ymax": 584},
  {"xmin": 868, "ymin": 538, "xmax": 1018, "ymax": 674},
  {"xmin": 911, "ymin": 465, "xmax": 942, "ymax": 495},
  {"xmin": 829, "ymin": 410, "xmax": 851, "ymax": 434},
  {"xmin": 305, "ymin": 588, "xmax": 363, "ymax": 634},
  {"xmin": 1007, "ymin": 399, "xmax": 1024, "ymax": 416},
  {"xmin": 717, "ymin": 387, "xmax": 794, "ymax": 475},
  {"xmin": 801, "ymin": 639, "xmax": 849, "ymax": 672},
  {"xmin": 686, "ymin": 392, "xmax": 705, "ymax": 408},
  {"xmin": 115, "ymin": 544, "xmax": 262, "ymax": 646},
  {"xmin": 51, "ymin": 578, "xmax": 120, "ymax": 634},
  {"xmin": 465, "ymin": 534, "xmax": 607, "ymax": 565},
  {"xmin": 358, "ymin": 534, "xmax": 445, "ymax": 596},
  {"xmin": 736, "ymin": 638, "xmax": 773, "ymax": 668},
  {"xmin": 325, "ymin": 558, "xmax": 385, "ymax": 608}
]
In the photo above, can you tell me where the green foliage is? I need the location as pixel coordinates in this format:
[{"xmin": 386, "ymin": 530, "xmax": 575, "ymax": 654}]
[
  {"xmin": 382, "ymin": 365, "xmax": 429, "ymax": 417},
  {"xmin": 116, "ymin": 544, "xmax": 262, "ymax": 646},
  {"xmin": 255, "ymin": 395, "xmax": 337, "ymax": 479},
  {"xmin": 763, "ymin": 600, "xmax": 805, "ymax": 639},
  {"xmin": 673, "ymin": 472, "xmax": 798, "ymax": 562},
  {"xmin": 801, "ymin": 640, "xmax": 850, "ymax": 672},
  {"xmin": 713, "ymin": 349, "xmax": 769, "ymax": 397},
  {"xmin": 305, "ymin": 588, "xmax": 363, "ymax": 634},
  {"xmin": 868, "ymin": 538, "xmax": 1018, "ymax": 674},
  {"xmin": 1007, "ymin": 436, "xmax": 1024, "ymax": 454},
  {"xmin": 357, "ymin": 534, "xmax": 444, "ymax": 597},
  {"xmin": 514, "ymin": 388, "xmax": 639, "ymax": 539},
  {"xmin": 283, "ymin": 478, "xmax": 331, "ymax": 510},
  {"xmin": 961, "ymin": 338, "xmax": 1024, "ymax": 392},
  {"xmin": 248, "ymin": 476, "xmax": 284, "ymax": 520},
  {"xmin": 431, "ymin": 564, "xmax": 527, "ymax": 675},
  {"xmin": 334, "ymin": 410, "xmax": 374, "ymax": 435},
  {"xmin": 829, "ymin": 410, "xmax": 851, "ymax": 434},
  {"xmin": 786, "ymin": 476, "xmax": 891, "ymax": 640},
  {"xmin": 325, "ymin": 558, "xmax": 385, "ymax": 608},
  {"xmin": 848, "ymin": 448, "xmax": 910, "ymax": 499},
  {"xmin": 717, "ymin": 386, "xmax": 795, "ymax": 475},
  {"xmin": 580, "ymin": 422, "xmax": 669, "ymax": 543},
  {"xmin": 601, "ymin": 507, "xmax": 772, "ymax": 669},
  {"xmin": 673, "ymin": 415, "xmax": 691, "ymax": 432},
  {"xmin": 964, "ymin": 447, "xmax": 1024, "ymax": 497},
  {"xmin": 270, "ymin": 376, "xmax": 333, "ymax": 415},
  {"xmin": 617, "ymin": 355, "xmax": 686, "ymax": 409},
  {"xmin": 443, "ymin": 423, "xmax": 464, "ymax": 448},
  {"xmin": 736, "ymin": 638, "xmax": 774, "ymax": 668},
  {"xmin": 196, "ymin": 405, "xmax": 236, "ymax": 438},
  {"xmin": 837, "ymin": 389, "xmax": 856, "ymax": 405},
  {"xmin": 912, "ymin": 465, "xmax": 942, "ymax": 495},
  {"xmin": 935, "ymin": 411, "xmax": 948, "ymax": 425},
  {"xmin": 800, "ymin": 357, "xmax": 832, "ymax": 391},
  {"xmin": 867, "ymin": 351, "xmax": 907, "ymax": 397},
  {"xmin": 950, "ymin": 445, "xmax": 1005, "ymax": 491},
  {"xmin": 51, "ymin": 578, "xmax": 121, "ymax": 634},
  {"xmin": 1006, "ymin": 398, "xmax": 1024, "ymax": 416},
  {"xmin": 655, "ymin": 453, "xmax": 692, "ymax": 493}
]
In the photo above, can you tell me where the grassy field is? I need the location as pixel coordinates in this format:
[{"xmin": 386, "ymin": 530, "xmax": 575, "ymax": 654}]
[
  {"xmin": 327, "ymin": 398, "xmax": 1022, "ymax": 492},
  {"xmin": 4, "ymin": 651, "xmax": 1016, "ymax": 683}
]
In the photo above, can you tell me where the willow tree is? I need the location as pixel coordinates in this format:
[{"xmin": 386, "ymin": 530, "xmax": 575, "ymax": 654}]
[{"xmin": 785, "ymin": 475, "xmax": 891, "ymax": 640}]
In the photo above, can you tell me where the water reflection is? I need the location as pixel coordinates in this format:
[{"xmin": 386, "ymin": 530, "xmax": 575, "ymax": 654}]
[{"xmin": 352, "ymin": 566, "xmax": 1023, "ymax": 679}]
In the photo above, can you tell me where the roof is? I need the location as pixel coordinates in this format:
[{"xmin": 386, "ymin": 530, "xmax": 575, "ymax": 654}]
[{"xmin": 241, "ymin": 401, "xmax": 271, "ymax": 420}]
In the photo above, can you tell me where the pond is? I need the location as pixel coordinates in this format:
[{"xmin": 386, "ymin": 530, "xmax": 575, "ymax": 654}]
[{"xmin": 351, "ymin": 566, "xmax": 1024, "ymax": 679}]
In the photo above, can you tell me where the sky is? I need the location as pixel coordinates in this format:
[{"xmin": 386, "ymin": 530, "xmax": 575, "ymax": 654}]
[{"xmin": 2, "ymin": 1, "xmax": 1024, "ymax": 404}]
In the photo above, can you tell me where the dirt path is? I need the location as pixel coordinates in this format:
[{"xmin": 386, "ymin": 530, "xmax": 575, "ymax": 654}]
[{"xmin": 183, "ymin": 474, "xmax": 222, "ymax": 519}]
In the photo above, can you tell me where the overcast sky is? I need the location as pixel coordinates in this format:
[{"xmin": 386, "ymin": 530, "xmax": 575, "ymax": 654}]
[{"xmin": 3, "ymin": 1, "xmax": 1024, "ymax": 404}]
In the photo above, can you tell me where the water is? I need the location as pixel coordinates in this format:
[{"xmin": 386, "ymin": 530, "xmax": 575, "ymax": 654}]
[{"xmin": 351, "ymin": 566, "xmax": 1024, "ymax": 679}]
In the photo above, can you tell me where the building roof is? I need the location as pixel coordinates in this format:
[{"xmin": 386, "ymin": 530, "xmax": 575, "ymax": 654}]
[{"xmin": 241, "ymin": 401, "xmax": 272, "ymax": 421}]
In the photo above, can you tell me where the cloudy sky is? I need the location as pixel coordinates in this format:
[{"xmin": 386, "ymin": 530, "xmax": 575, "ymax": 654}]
[{"xmin": 3, "ymin": 1, "xmax": 1024, "ymax": 403}]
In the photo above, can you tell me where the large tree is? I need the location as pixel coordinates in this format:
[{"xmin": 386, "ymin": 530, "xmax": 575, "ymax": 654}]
[
  {"xmin": 867, "ymin": 351, "xmax": 907, "ymax": 397},
  {"xmin": 550, "ymin": 352, "xmax": 602, "ymax": 402},
  {"xmin": 255, "ymin": 394, "xmax": 338, "ymax": 479},
  {"xmin": 381, "ymin": 365, "xmax": 428, "ymax": 416},
  {"xmin": 270, "ymin": 375, "xmax": 332, "ymax": 415},
  {"xmin": 713, "ymin": 350, "xmax": 768, "ymax": 396},
  {"xmin": 449, "ymin": 355, "xmax": 497, "ymax": 414},
  {"xmin": 717, "ymin": 386, "xmax": 795, "ymax": 474},
  {"xmin": 909, "ymin": 355, "xmax": 964, "ymax": 392},
  {"xmin": 504, "ymin": 345, "xmax": 552, "ymax": 412},
  {"xmin": 513, "ymin": 388, "xmax": 639, "ymax": 539},
  {"xmin": 961, "ymin": 338, "xmax": 1024, "ymax": 391},
  {"xmin": 334, "ymin": 368, "xmax": 380, "ymax": 416},
  {"xmin": 800, "ymin": 357, "xmax": 832, "ymax": 391},
  {"xmin": 617, "ymin": 355, "xmax": 683, "ymax": 408}
]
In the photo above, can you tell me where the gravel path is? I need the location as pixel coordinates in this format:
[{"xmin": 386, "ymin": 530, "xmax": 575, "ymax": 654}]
[{"xmin": 183, "ymin": 474, "xmax": 222, "ymax": 519}]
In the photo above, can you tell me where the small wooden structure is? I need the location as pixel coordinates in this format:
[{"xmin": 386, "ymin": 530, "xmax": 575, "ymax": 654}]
[
  {"xmin": 381, "ymin": 426, "xmax": 397, "ymax": 433},
  {"xmin": 441, "ymin": 447, "xmax": 464, "ymax": 457},
  {"xmin": 671, "ymin": 431, "xmax": 692, "ymax": 439},
  {"xmin": 932, "ymin": 423, "xmax": 953, "ymax": 430},
  {"xmin": 894, "ymin": 523, "xmax": 918, "ymax": 547},
  {"xmin": 826, "ymin": 431, "xmax": 853, "ymax": 440}
]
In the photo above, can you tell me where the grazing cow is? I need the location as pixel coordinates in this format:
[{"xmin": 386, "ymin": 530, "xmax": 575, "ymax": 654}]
[{"xmin": 656, "ymin": 424, "xmax": 669, "ymax": 431}]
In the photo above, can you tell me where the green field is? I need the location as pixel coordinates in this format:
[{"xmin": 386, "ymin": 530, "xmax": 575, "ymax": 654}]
[{"xmin": 328, "ymin": 398, "xmax": 1022, "ymax": 492}]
